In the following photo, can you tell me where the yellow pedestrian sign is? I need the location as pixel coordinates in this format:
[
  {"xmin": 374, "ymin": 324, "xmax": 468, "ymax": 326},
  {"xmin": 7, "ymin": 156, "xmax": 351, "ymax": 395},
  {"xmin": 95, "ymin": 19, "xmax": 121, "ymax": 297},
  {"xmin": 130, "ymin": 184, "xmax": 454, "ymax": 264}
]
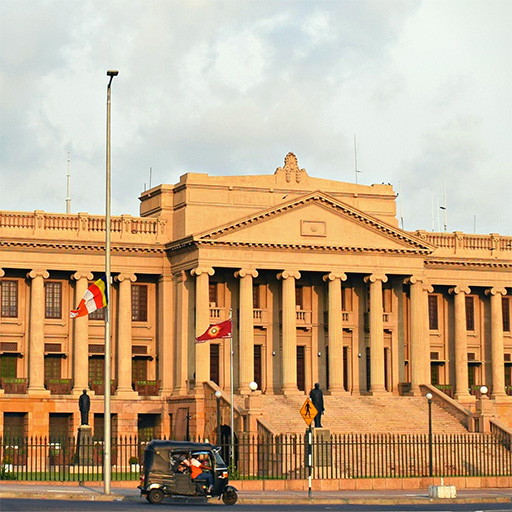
[{"xmin": 300, "ymin": 398, "xmax": 318, "ymax": 427}]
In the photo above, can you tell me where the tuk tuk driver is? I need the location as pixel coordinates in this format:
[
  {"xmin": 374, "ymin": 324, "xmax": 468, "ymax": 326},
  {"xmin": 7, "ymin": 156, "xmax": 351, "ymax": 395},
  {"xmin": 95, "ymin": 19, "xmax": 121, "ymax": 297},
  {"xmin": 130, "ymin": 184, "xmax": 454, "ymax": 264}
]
[{"xmin": 183, "ymin": 453, "xmax": 213, "ymax": 493}]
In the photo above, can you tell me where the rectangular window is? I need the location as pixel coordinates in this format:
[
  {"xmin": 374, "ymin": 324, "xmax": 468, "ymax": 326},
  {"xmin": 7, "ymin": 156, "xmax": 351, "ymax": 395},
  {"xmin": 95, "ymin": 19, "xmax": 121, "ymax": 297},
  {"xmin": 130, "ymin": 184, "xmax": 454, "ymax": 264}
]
[
  {"xmin": 45, "ymin": 282, "xmax": 62, "ymax": 319},
  {"xmin": 88, "ymin": 356, "xmax": 104, "ymax": 381},
  {"xmin": 253, "ymin": 285, "xmax": 260, "ymax": 309},
  {"xmin": 295, "ymin": 286, "xmax": 303, "ymax": 309},
  {"xmin": 503, "ymin": 297, "xmax": 510, "ymax": 332},
  {"xmin": 44, "ymin": 356, "xmax": 61, "ymax": 380},
  {"xmin": 89, "ymin": 306, "xmax": 105, "ymax": 320},
  {"xmin": 465, "ymin": 296, "xmax": 475, "ymax": 331},
  {"xmin": 132, "ymin": 358, "xmax": 147, "ymax": 382},
  {"xmin": 209, "ymin": 283, "xmax": 217, "ymax": 306},
  {"xmin": 131, "ymin": 284, "xmax": 148, "ymax": 322},
  {"xmin": 0, "ymin": 354, "xmax": 17, "ymax": 379},
  {"xmin": 428, "ymin": 295, "xmax": 439, "ymax": 330},
  {"xmin": 1, "ymin": 280, "xmax": 18, "ymax": 318},
  {"xmin": 341, "ymin": 287, "xmax": 352, "ymax": 312},
  {"xmin": 382, "ymin": 287, "xmax": 392, "ymax": 313}
]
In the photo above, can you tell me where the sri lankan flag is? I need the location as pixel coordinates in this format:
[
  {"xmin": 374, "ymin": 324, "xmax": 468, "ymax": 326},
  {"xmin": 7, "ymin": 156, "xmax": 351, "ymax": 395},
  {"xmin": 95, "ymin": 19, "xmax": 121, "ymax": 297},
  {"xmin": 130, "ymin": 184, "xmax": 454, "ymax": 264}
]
[
  {"xmin": 196, "ymin": 319, "xmax": 232, "ymax": 343},
  {"xmin": 70, "ymin": 276, "xmax": 108, "ymax": 318}
]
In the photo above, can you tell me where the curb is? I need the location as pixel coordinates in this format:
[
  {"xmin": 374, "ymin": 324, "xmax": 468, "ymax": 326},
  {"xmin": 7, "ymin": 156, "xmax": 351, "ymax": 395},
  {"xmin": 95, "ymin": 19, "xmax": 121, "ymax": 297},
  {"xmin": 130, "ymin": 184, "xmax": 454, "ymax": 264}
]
[{"xmin": 0, "ymin": 492, "xmax": 510, "ymax": 505}]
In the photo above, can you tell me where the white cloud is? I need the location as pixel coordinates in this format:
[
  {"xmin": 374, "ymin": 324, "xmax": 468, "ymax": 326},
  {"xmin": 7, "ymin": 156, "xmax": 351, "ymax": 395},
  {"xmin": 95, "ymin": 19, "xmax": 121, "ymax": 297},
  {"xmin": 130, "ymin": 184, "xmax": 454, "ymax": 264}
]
[{"xmin": 0, "ymin": 0, "xmax": 510, "ymax": 236}]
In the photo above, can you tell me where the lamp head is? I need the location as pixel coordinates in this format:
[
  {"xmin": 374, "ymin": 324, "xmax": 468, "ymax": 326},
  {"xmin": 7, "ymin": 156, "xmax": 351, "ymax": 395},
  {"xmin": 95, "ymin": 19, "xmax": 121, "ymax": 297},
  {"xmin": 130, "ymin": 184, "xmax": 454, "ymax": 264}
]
[
  {"xmin": 479, "ymin": 385, "xmax": 488, "ymax": 395},
  {"xmin": 249, "ymin": 381, "xmax": 258, "ymax": 392},
  {"xmin": 214, "ymin": 390, "xmax": 222, "ymax": 399},
  {"xmin": 426, "ymin": 393, "xmax": 433, "ymax": 400},
  {"xmin": 107, "ymin": 70, "xmax": 119, "ymax": 77}
]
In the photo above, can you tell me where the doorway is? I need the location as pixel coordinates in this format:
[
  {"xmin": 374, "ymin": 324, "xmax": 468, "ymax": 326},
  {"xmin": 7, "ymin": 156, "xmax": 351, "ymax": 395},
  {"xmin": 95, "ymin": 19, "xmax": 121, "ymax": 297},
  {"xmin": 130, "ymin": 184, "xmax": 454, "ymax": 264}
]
[{"xmin": 297, "ymin": 346, "xmax": 305, "ymax": 391}]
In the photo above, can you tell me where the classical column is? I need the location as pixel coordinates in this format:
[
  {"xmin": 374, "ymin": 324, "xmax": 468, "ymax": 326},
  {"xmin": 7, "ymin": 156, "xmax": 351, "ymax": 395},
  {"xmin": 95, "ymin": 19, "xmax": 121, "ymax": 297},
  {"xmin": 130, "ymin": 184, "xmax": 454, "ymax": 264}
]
[
  {"xmin": 277, "ymin": 270, "xmax": 301, "ymax": 394},
  {"xmin": 115, "ymin": 273, "xmax": 138, "ymax": 396},
  {"xmin": 173, "ymin": 270, "xmax": 192, "ymax": 395},
  {"xmin": 485, "ymin": 287, "xmax": 507, "ymax": 399},
  {"xmin": 406, "ymin": 276, "xmax": 433, "ymax": 395},
  {"xmin": 27, "ymin": 269, "xmax": 50, "ymax": 395},
  {"xmin": 364, "ymin": 274, "xmax": 388, "ymax": 395},
  {"xmin": 235, "ymin": 268, "xmax": 258, "ymax": 394},
  {"xmin": 158, "ymin": 271, "xmax": 174, "ymax": 396},
  {"xmin": 71, "ymin": 271, "xmax": 93, "ymax": 394},
  {"xmin": 191, "ymin": 266, "xmax": 215, "ymax": 388},
  {"xmin": 449, "ymin": 286, "xmax": 471, "ymax": 399},
  {"xmin": 323, "ymin": 272, "xmax": 347, "ymax": 393}
]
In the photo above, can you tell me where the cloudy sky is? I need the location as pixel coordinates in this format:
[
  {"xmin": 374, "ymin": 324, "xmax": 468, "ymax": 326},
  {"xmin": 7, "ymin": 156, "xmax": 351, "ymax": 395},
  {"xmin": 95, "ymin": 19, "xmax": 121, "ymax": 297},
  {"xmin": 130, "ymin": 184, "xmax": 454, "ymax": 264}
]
[{"xmin": 1, "ymin": 0, "xmax": 510, "ymax": 236}]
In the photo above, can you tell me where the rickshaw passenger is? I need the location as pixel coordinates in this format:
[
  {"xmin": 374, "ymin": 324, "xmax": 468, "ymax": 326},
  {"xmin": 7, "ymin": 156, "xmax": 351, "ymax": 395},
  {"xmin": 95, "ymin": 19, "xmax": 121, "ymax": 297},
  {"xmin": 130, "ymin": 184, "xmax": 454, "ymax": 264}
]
[{"xmin": 183, "ymin": 453, "xmax": 213, "ymax": 493}]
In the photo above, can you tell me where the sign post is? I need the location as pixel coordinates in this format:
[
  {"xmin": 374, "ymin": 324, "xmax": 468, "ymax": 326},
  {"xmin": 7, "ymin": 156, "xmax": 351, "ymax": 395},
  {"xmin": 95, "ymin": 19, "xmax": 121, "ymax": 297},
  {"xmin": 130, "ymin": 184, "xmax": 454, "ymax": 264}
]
[{"xmin": 300, "ymin": 398, "xmax": 317, "ymax": 499}]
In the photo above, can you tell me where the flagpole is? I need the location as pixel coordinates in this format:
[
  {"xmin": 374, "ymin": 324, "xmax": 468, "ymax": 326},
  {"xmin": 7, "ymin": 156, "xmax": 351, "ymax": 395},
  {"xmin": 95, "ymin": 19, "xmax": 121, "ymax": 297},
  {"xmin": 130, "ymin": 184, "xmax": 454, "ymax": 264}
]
[
  {"xmin": 229, "ymin": 309, "xmax": 234, "ymax": 471},
  {"xmin": 104, "ymin": 69, "xmax": 118, "ymax": 496}
]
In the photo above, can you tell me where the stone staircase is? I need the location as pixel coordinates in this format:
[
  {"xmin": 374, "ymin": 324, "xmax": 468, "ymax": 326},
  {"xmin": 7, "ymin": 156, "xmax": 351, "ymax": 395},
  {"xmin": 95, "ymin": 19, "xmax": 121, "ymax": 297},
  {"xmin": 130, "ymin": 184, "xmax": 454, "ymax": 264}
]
[{"xmin": 250, "ymin": 394, "xmax": 470, "ymax": 435}]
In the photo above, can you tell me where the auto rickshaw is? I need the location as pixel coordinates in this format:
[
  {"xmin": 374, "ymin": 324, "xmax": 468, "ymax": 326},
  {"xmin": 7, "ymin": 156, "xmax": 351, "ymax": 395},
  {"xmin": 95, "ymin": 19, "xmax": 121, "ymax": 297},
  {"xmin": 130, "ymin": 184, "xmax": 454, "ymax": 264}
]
[{"xmin": 138, "ymin": 440, "xmax": 238, "ymax": 505}]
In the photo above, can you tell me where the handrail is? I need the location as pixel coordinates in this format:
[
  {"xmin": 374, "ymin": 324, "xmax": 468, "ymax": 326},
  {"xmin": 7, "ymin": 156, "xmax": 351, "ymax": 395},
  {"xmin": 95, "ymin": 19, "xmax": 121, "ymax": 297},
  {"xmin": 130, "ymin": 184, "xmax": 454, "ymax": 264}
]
[{"xmin": 420, "ymin": 383, "xmax": 473, "ymax": 430}]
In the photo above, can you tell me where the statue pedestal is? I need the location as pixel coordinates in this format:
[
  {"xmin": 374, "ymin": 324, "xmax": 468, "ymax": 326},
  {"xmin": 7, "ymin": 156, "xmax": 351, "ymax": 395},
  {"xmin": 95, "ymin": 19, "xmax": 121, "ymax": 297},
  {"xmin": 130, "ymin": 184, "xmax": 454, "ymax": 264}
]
[{"xmin": 77, "ymin": 425, "xmax": 93, "ymax": 465}]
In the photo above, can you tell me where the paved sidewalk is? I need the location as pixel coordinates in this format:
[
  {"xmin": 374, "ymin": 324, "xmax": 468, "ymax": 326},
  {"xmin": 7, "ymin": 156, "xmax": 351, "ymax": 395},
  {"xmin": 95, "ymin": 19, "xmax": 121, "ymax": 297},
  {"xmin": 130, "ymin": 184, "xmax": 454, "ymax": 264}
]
[{"xmin": 0, "ymin": 482, "xmax": 510, "ymax": 505}]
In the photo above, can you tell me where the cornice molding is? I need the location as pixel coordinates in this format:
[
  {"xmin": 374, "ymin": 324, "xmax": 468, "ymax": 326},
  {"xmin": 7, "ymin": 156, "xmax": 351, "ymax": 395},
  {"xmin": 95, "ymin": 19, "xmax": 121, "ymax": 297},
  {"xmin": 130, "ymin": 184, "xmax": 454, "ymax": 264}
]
[
  {"xmin": 426, "ymin": 259, "xmax": 512, "ymax": 269},
  {"xmin": 166, "ymin": 238, "xmax": 432, "ymax": 255},
  {"xmin": 0, "ymin": 240, "xmax": 164, "ymax": 255}
]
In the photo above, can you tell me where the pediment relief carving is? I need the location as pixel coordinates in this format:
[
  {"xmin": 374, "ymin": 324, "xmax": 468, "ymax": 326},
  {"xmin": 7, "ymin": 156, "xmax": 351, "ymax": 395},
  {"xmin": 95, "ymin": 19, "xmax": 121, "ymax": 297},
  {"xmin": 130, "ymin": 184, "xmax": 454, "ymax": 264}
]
[
  {"xmin": 190, "ymin": 191, "xmax": 434, "ymax": 255},
  {"xmin": 274, "ymin": 152, "xmax": 307, "ymax": 183}
]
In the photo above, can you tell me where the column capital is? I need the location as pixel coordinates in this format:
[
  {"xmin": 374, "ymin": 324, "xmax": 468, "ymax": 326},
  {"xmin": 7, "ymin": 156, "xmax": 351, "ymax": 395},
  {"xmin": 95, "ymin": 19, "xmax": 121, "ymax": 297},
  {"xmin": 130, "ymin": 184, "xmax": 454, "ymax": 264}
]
[
  {"xmin": 485, "ymin": 287, "xmax": 507, "ymax": 297},
  {"xmin": 364, "ymin": 273, "xmax": 387, "ymax": 284},
  {"xmin": 448, "ymin": 285, "xmax": 471, "ymax": 295},
  {"xmin": 323, "ymin": 272, "xmax": 347, "ymax": 282},
  {"xmin": 234, "ymin": 268, "xmax": 259, "ymax": 279},
  {"xmin": 405, "ymin": 276, "xmax": 433, "ymax": 293},
  {"xmin": 27, "ymin": 269, "xmax": 49, "ymax": 279},
  {"xmin": 71, "ymin": 271, "xmax": 94, "ymax": 282},
  {"xmin": 190, "ymin": 266, "xmax": 215, "ymax": 277},
  {"xmin": 277, "ymin": 270, "xmax": 301, "ymax": 280},
  {"xmin": 115, "ymin": 273, "xmax": 137, "ymax": 283}
]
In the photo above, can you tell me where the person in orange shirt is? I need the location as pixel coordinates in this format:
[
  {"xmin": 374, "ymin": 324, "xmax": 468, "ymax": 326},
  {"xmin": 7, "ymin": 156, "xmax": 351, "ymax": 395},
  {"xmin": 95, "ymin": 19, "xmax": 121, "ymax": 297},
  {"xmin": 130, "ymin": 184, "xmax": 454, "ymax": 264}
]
[{"xmin": 183, "ymin": 453, "xmax": 213, "ymax": 493}]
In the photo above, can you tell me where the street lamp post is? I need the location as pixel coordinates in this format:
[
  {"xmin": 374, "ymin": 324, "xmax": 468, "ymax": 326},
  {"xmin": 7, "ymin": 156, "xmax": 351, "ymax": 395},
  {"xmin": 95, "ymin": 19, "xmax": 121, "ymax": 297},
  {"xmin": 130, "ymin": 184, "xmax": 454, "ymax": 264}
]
[
  {"xmin": 104, "ymin": 69, "xmax": 118, "ymax": 496},
  {"xmin": 426, "ymin": 392, "xmax": 433, "ymax": 477},
  {"xmin": 215, "ymin": 390, "xmax": 222, "ymax": 445}
]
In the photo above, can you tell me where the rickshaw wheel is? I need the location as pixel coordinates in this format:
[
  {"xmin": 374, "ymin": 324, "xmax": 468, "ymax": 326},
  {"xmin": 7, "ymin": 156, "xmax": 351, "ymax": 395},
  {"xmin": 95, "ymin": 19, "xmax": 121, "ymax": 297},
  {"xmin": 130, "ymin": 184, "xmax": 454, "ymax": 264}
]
[
  {"xmin": 222, "ymin": 489, "xmax": 238, "ymax": 505},
  {"xmin": 148, "ymin": 488, "xmax": 164, "ymax": 504}
]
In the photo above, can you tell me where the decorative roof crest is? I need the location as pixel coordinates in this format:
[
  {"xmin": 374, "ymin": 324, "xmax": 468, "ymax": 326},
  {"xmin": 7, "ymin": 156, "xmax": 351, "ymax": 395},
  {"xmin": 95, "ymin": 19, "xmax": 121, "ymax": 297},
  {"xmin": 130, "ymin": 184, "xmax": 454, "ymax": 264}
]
[{"xmin": 275, "ymin": 152, "xmax": 307, "ymax": 183}]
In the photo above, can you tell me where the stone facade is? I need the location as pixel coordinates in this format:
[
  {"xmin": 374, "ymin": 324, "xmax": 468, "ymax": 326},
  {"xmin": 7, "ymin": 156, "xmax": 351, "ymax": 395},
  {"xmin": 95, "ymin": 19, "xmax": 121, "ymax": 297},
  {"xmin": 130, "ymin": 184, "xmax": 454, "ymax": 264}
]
[{"xmin": 0, "ymin": 153, "xmax": 511, "ymax": 439}]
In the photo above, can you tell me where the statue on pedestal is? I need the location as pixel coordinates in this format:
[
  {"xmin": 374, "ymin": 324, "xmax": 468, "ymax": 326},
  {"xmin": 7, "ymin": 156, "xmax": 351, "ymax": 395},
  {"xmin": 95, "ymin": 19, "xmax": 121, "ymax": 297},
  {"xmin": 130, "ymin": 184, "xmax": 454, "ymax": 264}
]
[{"xmin": 79, "ymin": 389, "xmax": 90, "ymax": 426}]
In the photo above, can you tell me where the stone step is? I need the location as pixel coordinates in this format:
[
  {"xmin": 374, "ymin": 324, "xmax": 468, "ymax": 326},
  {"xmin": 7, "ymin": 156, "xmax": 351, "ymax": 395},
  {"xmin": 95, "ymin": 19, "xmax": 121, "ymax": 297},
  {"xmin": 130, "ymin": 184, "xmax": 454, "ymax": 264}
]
[{"xmin": 253, "ymin": 394, "xmax": 469, "ymax": 435}]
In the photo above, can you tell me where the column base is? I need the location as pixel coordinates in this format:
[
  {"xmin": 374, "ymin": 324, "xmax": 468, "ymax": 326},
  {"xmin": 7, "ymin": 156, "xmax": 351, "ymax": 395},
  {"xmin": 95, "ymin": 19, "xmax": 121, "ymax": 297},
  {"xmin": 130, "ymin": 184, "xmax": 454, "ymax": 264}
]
[
  {"xmin": 159, "ymin": 387, "xmax": 173, "ymax": 398},
  {"xmin": 115, "ymin": 388, "xmax": 138, "ymax": 399},
  {"xmin": 369, "ymin": 386, "xmax": 388, "ymax": 396},
  {"xmin": 27, "ymin": 387, "xmax": 51, "ymax": 397},
  {"xmin": 327, "ymin": 387, "xmax": 349, "ymax": 396},
  {"xmin": 282, "ymin": 386, "xmax": 302, "ymax": 396},
  {"xmin": 72, "ymin": 387, "xmax": 95, "ymax": 397},
  {"xmin": 454, "ymin": 393, "xmax": 475, "ymax": 404},
  {"xmin": 491, "ymin": 392, "xmax": 511, "ymax": 401}
]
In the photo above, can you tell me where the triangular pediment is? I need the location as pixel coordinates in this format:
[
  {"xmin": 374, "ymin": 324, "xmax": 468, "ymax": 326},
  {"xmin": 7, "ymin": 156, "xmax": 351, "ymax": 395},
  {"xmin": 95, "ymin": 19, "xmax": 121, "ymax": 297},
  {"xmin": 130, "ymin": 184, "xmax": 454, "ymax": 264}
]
[{"xmin": 190, "ymin": 192, "xmax": 434, "ymax": 255}]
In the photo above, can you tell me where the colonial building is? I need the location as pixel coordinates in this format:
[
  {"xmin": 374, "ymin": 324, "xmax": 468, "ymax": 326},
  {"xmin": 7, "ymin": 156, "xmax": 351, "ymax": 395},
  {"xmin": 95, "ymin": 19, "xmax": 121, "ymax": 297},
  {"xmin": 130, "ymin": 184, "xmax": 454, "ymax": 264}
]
[{"xmin": 1, "ymin": 153, "xmax": 511, "ymax": 441}]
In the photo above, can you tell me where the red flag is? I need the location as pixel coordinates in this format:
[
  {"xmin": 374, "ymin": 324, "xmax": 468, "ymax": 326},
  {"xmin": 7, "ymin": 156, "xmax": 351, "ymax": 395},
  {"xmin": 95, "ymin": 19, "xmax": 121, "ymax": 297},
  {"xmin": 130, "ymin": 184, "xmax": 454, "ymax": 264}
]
[{"xmin": 196, "ymin": 319, "xmax": 232, "ymax": 343}]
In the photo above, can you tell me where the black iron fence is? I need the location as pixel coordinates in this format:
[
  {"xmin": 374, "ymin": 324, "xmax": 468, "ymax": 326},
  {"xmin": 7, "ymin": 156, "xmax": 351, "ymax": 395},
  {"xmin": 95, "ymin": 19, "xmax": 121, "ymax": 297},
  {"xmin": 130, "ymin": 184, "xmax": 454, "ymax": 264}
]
[{"xmin": 1, "ymin": 432, "xmax": 510, "ymax": 481}]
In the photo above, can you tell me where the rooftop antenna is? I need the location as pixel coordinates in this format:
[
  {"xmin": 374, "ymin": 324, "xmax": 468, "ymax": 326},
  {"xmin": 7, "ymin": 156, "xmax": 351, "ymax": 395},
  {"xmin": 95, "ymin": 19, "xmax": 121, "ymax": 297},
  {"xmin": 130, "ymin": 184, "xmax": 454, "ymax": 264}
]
[
  {"xmin": 354, "ymin": 135, "xmax": 363, "ymax": 184},
  {"xmin": 66, "ymin": 152, "xmax": 71, "ymax": 214},
  {"xmin": 474, "ymin": 214, "xmax": 476, "ymax": 234},
  {"xmin": 149, "ymin": 167, "xmax": 152, "ymax": 190},
  {"xmin": 399, "ymin": 181, "xmax": 404, "ymax": 230},
  {"xmin": 431, "ymin": 192, "xmax": 435, "ymax": 232},
  {"xmin": 440, "ymin": 167, "xmax": 447, "ymax": 232}
]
